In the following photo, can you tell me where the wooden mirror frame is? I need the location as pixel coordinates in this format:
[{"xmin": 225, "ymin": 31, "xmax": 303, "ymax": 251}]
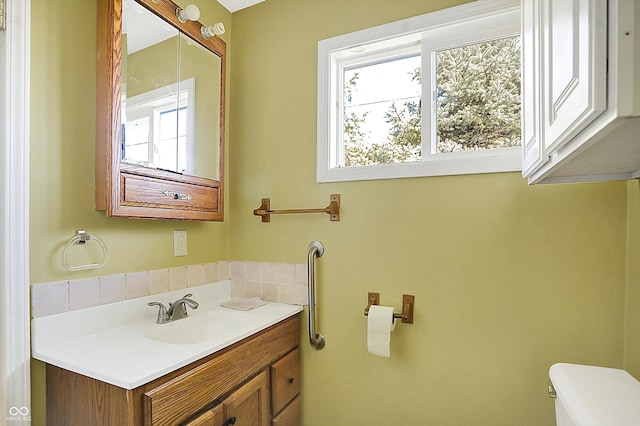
[{"xmin": 96, "ymin": 0, "xmax": 226, "ymax": 221}]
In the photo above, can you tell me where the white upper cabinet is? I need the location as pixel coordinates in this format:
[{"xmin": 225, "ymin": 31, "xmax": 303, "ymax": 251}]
[
  {"xmin": 522, "ymin": 0, "xmax": 640, "ymax": 184},
  {"xmin": 542, "ymin": 0, "xmax": 607, "ymax": 151}
]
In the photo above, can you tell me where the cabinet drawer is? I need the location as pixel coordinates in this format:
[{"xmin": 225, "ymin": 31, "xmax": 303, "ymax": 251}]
[
  {"xmin": 272, "ymin": 396, "xmax": 300, "ymax": 426},
  {"xmin": 271, "ymin": 348, "xmax": 300, "ymax": 415},
  {"xmin": 121, "ymin": 173, "xmax": 219, "ymax": 212}
]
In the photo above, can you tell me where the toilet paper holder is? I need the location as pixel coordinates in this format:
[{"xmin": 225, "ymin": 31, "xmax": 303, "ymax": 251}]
[{"xmin": 363, "ymin": 292, "xmax": 414, "ymax": 324}]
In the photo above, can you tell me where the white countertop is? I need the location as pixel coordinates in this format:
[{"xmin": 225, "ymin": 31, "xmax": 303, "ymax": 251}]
[{"xmin": 31, "ymin": 281, "xmax": 302, "ymax": 389}]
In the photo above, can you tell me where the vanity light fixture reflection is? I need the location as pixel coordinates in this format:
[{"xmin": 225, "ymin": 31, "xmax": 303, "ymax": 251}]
[
  {"xmin": 201, "ymin": 22, "xmax": 225, "ymax": 39},
  {"xmin": 176, "ymin": 4, "xmax": 200, "ymax": 23}
]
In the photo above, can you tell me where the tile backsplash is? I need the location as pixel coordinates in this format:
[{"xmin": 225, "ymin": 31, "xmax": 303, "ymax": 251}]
[{"xmin": 31, "ymin": 261, "xmax": 308, "ymax": 318}]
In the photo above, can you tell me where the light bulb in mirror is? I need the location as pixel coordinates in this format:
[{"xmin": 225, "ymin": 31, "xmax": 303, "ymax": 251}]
[
  {"xmin": 176, "ymin": 4, "xmax": 200, "ymax": 23},
  {"xmin": 201, "ymin": 22, "xmax": 225, "ymax": 39}
]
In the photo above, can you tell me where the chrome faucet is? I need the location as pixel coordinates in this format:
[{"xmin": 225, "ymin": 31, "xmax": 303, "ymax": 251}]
[
  {"xmin": 148, "ymin": 293, "xmax": 199, "ymax": 324},
  {"xmin": 167, "ymin": 294, "xmax": 199, "ymax": 320}
]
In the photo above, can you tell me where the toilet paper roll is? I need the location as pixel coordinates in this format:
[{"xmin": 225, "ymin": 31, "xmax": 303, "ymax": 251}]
[{"xmin": 367, "ymin": 305, "xmax": 396, "ymax": 357}]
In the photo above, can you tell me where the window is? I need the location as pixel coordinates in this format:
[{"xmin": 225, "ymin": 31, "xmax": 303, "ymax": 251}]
[{"xmin": 317, "ymin": 0, "xmax": 521, "ymax": 182}]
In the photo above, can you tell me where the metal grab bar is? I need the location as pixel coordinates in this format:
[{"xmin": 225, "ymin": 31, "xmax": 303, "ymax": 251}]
[{"xmin": 307, "ymin": 241, "xmax": 326, "ymax": 350}]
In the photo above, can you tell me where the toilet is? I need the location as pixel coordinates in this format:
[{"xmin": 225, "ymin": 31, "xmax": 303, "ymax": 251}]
[{"xmin": 549, "ymin": 363, "xmax": 640, "ymax": 425}]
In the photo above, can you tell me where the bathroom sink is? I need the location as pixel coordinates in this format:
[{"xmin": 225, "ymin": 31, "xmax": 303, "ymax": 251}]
[
  {"xmin": 143, "ymin": 310, "xmax": 254, "ymax": 345},
  {"xmin": 32, "ymin": 281, "xmax": 303, "ymax": 389}
]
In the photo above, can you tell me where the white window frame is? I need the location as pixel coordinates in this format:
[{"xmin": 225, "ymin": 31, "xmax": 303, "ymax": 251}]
[{"xmin": 317, "ymin": 0, "xmax": 521, "ymax": 183}]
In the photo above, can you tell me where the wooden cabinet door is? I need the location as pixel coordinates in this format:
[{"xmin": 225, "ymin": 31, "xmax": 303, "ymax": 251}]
[
  {"xmin": 540, "ymin": 0, "xmax": 607, "ymax": 152},
  {"xmin": 222, "ymin": 371, "xmax": 270, "ymax": 426}
]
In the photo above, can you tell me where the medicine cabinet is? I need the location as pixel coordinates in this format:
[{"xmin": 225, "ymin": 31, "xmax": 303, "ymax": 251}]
[{"xmin": 96, "ymin": 0, "xmax": 226, "ymax": 220}]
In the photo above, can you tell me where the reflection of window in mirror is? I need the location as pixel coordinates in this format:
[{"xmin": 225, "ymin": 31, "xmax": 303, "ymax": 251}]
[
  {"xmin": 122, "ymin": 78, "xmax": 195, "ymax": 174},
  {"xmin": 158, "ymin": 106, "xmax": 187, "ymax": 173}
]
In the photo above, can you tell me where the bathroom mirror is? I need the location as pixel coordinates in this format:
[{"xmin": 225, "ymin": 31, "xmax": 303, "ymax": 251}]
[{"xmin": 96, "ymin": 0, "xmax": 226, "ymax": 221}]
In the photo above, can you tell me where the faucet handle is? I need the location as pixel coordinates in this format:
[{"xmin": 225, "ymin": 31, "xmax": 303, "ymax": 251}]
[
  {"xmin": 148, "ymin": 302, "xmax": 170, "ymax": 324},
  {"xmin": 167, "ymin": 294, "xmax": 195, "ymax": 310},
  {"xmin": 167, "ymin": 294, "xmax": 199, "ymax": 321}
]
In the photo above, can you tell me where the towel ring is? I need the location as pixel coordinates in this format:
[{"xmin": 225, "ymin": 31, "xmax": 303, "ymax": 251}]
[{"xmin": 62, "ymin": 229, "xmax": 108, "ymax": 271}]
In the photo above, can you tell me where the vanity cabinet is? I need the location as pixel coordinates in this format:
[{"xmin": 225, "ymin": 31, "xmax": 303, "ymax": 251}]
[
  {"xmin": 45, "ymin": 315, "xmax": 301, "ymax": 426},
  {"xmin": 522, "ymin": 0, "xmax": 640, "ymax": 184}
]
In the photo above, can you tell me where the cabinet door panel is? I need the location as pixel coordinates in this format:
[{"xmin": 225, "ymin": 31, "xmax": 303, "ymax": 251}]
[
  {"xmin": 522, "ymin": 0, "xmax": 547, "ymax": 175},
  {"xmin": 224, "ymin": 371, "xmax": 270, "ymax": 426},
  {"xmin": 542, "ymin": 0, "xmax": 607, "ymax": 151}
]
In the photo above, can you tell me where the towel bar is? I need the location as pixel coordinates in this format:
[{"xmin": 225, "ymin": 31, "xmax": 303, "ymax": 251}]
[{"xmin": 253, "ymin": 194, "xmax": 340, "ymax": 222}]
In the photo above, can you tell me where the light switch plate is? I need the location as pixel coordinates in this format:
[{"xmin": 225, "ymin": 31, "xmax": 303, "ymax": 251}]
[{"xmin": 173, "ymin": 230, "xmax": 187, "ymax": 256}]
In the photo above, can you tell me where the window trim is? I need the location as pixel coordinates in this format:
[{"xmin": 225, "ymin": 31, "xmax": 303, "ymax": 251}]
[{"xmin": 317, "ymin": 0, "xmax": 521, "ymax": 183}]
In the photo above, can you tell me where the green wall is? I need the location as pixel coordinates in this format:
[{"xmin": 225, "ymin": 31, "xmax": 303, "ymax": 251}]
[
  {"xmin": 228, "ymin": 0, "xmax": 628, "ymax": 424},
  {"xmin": 28, "ymin": 0, "xmax": 637, "ymax": 425}
]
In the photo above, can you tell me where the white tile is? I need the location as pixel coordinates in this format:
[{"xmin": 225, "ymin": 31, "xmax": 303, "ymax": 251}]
[
  {"xmin": 125, "ymin": 271, "xmax": 150, "ymax": 299},
  {"xmin": 204, "ymin": 262, "xmax": 219, "ymax": 283},
  {"xmin": 31, "ymin": 281, "xmax": 68, "ymax": 317},
  {"xmin": 277, "ymin": 263, "xmax": 296, "ymax": 283},
  {"xmin": 187, "ymin": 264, "xmax": 206, "ymax": 287},
  {"xmin": 217, "ymin": 261, "xmax": 230, "ymax": 280},
  {"xmin": 261, "ymin": 282, "xmax": 278, "ymax": 302},
  {"xmin": 149, "ymin": 269, "xmax": 170, "ymax": 295},
  {"xmin": 245, "ymin": 281, "xmax": 262, "ymax": 298},
  {"xmin": 99, "ymin": 274, "xmax": 126, "ymax": 304},
  {"xmin": 295, "ymin": 263, "xmax": 308, "ymax": 284},
  {"xmin": 278, "ymin": 283, "xmax": 308, "ymax": 305},
  {"xmin": 261, "ymin": 262, "xmax": 278, "ymax": 283},
  {"xmin": 231, "ymin": 280, "xmax": 246, "ymax": 298},
  {"xmin": 169, "ymin": 266, "xmax": 188, "ymax": 290},
  {"xmin": 245, "ymin": 261, "xmax": 261, "ymax": 281},
  {"xmin": 229, "ymin": 261, "xmax": 246, "ymax": 280},
  {"xmin": 69, "ymin": 278, "xmax": 100, "ymax": 311}
]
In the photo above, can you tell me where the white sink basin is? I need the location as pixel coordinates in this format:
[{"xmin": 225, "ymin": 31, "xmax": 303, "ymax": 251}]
[{"xmin": 143, "ymin": 310, "xmax": 254, "ymax": 345}]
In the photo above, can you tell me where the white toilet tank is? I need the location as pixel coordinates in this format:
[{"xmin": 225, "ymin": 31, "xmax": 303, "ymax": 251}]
[{"xmin": 549, "ymin": 363, "xmax": 640, "ymax": 426}]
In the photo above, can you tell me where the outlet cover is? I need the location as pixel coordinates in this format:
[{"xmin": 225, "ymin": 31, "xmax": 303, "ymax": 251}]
[{"xmin": 173, "ymin": 230, "xmax": 187, "ymax": 256}]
